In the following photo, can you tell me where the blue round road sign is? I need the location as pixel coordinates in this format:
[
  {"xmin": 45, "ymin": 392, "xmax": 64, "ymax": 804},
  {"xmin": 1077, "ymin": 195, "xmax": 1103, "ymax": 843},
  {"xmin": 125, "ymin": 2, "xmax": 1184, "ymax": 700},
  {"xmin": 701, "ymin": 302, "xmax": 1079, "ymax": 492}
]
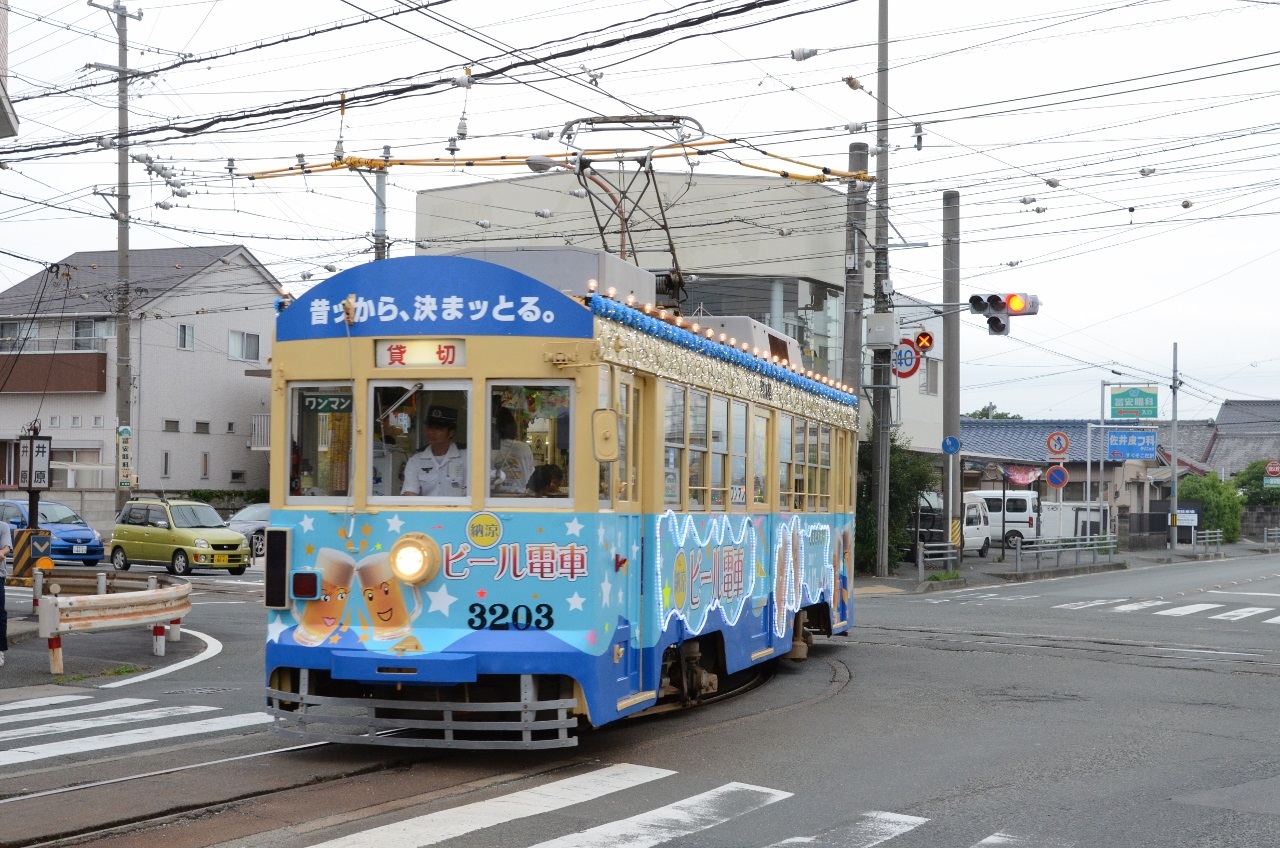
[
  {"xmin": 1046, "ymin": 465, "xmax": 1069, "ymax": 489},
  {"xmin": 941, "ymin": 436, "xmax": 961, "ymax": 455}
]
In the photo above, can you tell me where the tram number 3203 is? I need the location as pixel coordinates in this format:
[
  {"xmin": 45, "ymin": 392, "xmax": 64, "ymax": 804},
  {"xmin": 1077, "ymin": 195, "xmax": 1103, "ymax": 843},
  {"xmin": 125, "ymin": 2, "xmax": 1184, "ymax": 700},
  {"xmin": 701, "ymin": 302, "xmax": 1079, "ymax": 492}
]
[{"xmin": 468, "ymin": 603, "xmax": 555, "ymax": 631}]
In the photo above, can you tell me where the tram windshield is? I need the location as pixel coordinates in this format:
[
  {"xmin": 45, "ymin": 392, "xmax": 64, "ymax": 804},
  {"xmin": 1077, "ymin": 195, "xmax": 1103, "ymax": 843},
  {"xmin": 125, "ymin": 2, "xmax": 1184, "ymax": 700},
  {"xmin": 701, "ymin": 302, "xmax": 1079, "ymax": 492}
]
[
  {"xmin": 490, "ymin": 383, "xmax": 571, "ymax": 500},
  {"xmin": 371, "ymin": 383, "xmax": 470, "ymax": 500}
]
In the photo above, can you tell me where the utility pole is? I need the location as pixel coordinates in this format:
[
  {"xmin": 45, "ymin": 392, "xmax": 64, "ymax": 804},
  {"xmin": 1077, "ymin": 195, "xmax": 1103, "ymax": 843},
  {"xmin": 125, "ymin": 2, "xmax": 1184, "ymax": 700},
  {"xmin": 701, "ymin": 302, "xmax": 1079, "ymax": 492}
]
[
  {"xmin": 841, "ymin": 142, "xmax": 869, "ymax": 391},
  {"xmin": 942, "ymin": 191, "xmax": 960, "ymax": 550},
  {"xmin": 1170, "ymin": 343, "xmax": 1180, "ymax": 550},
  {"xmin": 374, "ymin": 145, "xmax": 390, "ymax": 260},
  {"xmin": 872, "ymin": 0, "xmax": 892, "ymax": 577},
  {"xmin": 88, "ymin": 0, "xmax": 142, "ymax": 509}
]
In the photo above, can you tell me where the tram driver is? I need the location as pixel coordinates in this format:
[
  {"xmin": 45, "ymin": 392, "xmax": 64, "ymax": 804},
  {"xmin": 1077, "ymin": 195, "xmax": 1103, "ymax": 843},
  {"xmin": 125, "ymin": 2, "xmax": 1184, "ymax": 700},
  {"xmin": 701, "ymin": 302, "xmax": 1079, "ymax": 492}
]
[{"xmin": 401, "ymin": 406, "xmax": 468, "ymax": 496}]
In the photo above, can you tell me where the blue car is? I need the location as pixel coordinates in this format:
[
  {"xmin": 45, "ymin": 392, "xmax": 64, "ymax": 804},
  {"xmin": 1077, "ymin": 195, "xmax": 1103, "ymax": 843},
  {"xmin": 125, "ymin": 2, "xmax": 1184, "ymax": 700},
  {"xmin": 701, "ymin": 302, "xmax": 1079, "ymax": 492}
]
[{"xmin": 1, "ymin": 499, "xmax": 105, "ymax": 566}]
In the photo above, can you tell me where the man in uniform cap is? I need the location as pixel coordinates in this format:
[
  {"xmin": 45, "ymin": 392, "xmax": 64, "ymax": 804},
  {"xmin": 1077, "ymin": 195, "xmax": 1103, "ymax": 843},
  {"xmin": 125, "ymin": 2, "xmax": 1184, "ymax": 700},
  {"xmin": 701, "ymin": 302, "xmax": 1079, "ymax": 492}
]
[{"xmin": 401, "ymin": 406, "xmax": 468, "ymax": 496}]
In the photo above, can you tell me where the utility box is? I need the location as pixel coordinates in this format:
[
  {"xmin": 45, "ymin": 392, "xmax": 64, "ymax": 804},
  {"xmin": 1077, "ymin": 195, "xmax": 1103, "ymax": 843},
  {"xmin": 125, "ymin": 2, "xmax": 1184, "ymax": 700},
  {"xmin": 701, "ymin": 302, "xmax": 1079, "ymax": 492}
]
[{"xmin": 865, "ymin": 310, "xmax": 898, "ymax": 349}]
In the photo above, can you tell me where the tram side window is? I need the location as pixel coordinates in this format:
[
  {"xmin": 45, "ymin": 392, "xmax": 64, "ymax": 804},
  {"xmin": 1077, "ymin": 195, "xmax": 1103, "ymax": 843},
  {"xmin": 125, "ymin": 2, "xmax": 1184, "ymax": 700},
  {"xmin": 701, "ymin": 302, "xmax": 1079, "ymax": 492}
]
[
  {"xmin": 792, "ymin": 417, "xmax": 809, "ymax": 511},
  {"xmin": 371, "ymin": 384, "xmax": 470, "ymax": 499},
  {"xmin": 291, "ymin": 386, "xmax": 353, "ymax": 498},
  {"xmin": 731, "ymin": 401, "xmax": 748, "ymax": 508},
  {"xmin": 491, "ymin": 384, "xmax": 570, "ymax": 499},
  {"xmin": 778, "ymin": 414, "xmax": 794, "ymax": 512},
  {"xmin": 753, "ymin": 413, "xmax": 769, "ymax": 505},
  {"xmin": 812, "ymin": 424, "xmax": 832, "ymax": 513},
  {"xmin": 663, "ymin": 385, "xmax": 684, "ymax": 507},
  {"xmin": 687, "ymin": 390, "xmax": 709, "ymax": 511},
  {"xmin": 710, "ymin": 396, "xmax": 728, "ymax": 509}
]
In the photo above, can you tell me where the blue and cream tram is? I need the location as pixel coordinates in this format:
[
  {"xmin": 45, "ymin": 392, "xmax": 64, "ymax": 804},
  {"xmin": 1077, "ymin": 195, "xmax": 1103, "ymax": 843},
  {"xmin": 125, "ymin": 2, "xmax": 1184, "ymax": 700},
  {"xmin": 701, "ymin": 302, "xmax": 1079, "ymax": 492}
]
[{"xmin": 264, "ymin": 248, "xmax": 858, "ymax": 749}]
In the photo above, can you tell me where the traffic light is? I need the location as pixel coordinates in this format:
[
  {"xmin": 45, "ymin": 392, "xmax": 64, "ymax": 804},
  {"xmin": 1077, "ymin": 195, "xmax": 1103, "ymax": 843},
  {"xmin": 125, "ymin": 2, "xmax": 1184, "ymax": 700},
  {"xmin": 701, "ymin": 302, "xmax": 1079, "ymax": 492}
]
[
  {"xmin": 969, "ymin": 293, "xmax": 1040, "ymax": 335},
  {"xmin": 914, "ymin": 329, "xmax": 934, "ymax": 353}
]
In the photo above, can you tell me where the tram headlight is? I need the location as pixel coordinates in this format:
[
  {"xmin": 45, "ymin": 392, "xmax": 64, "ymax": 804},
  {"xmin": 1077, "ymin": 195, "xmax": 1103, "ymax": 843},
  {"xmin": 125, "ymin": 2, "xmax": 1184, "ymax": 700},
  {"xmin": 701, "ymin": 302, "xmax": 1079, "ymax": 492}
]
[{"xmin": 389, "ymin": 532, "xmax": 442, "ymax": 585}]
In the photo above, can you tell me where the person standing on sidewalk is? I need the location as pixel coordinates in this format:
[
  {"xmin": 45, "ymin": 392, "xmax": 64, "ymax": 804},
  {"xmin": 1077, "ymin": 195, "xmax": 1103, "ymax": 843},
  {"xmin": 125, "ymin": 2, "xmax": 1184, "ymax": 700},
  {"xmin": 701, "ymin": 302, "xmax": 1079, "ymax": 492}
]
[{"xmin": 0, "ymin": 519, "xmax": 10, "ymax": 666}]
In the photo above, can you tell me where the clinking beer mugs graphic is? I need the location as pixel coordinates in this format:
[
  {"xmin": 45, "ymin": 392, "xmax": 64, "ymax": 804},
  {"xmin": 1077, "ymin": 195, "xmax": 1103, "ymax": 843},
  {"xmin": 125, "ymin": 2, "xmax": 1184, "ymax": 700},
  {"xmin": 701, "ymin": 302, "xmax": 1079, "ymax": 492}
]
[{"xmin": 293, "ymin": 547, "xmax": 423, "ymax": 645}]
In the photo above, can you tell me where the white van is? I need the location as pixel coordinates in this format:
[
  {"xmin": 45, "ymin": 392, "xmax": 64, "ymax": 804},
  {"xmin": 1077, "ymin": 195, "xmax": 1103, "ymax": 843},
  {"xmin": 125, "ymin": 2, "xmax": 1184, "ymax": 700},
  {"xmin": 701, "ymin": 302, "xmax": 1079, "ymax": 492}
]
[
  {"xmin": 960, "ymin": 499, "xmax": 991, "ymax": 557},
  {"xmin": 910, "ymin": 493, "xmax": 991, "ymax": 559},
  {"xmin": 964, "ymin": 490, "xmax": 1040, "ymax": 548}
]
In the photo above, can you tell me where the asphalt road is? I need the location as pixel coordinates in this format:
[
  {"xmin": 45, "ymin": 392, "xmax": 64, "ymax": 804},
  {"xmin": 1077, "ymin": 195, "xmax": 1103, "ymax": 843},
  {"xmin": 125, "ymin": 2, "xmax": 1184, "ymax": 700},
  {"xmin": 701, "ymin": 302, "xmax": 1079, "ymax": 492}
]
[{"xmin": 2, "ymin": 553, "xmax": 1279, "ymax": 847}]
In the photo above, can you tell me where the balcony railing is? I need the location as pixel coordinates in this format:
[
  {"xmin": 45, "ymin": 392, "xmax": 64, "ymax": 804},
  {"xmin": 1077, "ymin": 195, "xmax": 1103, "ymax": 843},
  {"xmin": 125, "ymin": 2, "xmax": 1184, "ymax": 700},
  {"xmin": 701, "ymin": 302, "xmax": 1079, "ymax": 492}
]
[{"xmin": 0, "ymin": 337, "xmax": 109, "ymax": 353}]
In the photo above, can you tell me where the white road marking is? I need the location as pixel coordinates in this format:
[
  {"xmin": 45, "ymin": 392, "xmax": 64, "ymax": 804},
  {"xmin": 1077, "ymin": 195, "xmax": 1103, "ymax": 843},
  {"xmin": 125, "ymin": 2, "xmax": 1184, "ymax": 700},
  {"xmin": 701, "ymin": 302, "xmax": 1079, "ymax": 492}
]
[
  {"xmin": 0, "ymin": 712, "xmax": 272, "ymax": 766},
  {"xmin": 0, "ymin": 695, "xmax": 91, "ymax": 713},
  {"xmin": 0, "ymin": 705, "xmax": 219, "ymax": 741},
  {"xmin": 1053, "ymin": 599, "xmax": 1126, "ymax": 610},
  {"xmin": 765, "ymin": 811, "xmax": 929, "ymax": 847},
  {"xmin": 98, "ymin": 628, "xmax": 222, "ymax": 688},
  {"xmin": 1160, "ymin": 648, "xmax": 1263, "ymax": 657},
  {"xmin": 1266, "ymin": 615, "xmax": 1280, "ymax": 623},
  {"xmin": 972, "ymin": 833, "xmax": 1073, "ymax": 847},
  {"xmin": 1208, "ymin": 590, "xmax": 1280, "ymax": 598},
  {"xmin": 1208, "ymin": 607, "xmax": 1275, "ymax": 621},
  {"xmin": 1153, "ymin": 604, "xmax": 1225, "ymax": 616},
  {"xmin": 306, "ymin": 763, "xmax": 675, "ymax": 848},
  {"xmin": 0, "ymin": 698, "xmax": 153, "ymax": 726},
  {"xmin": 1111, "ymin": 601, "xmax": 1171, "ymax": 612},
  {"xmin": 529, "ymin": 782, "xmax": 791, "ymax": 848}
]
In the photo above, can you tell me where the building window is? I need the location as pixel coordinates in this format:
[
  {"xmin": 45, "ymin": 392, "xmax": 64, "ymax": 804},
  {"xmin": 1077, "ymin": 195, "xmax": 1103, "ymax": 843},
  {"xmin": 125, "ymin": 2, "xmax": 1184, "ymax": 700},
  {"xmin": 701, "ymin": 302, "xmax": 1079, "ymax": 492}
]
[
  {"xmin": 178, "ymin": 324, "xmax": 196, "ymax": 351},
  {"xmin": 49, "ymin": 415, "xmax": 61, "ymax": 428},
  {"xmin": 70, "ymin": 415, "xmax": 82, "ymax": 428},
  {"xmin": 920, "ymin": 359, "xmax": 940, "ymax": 396},
  {"xmin": 201, "ymin": 452, "xmax": 210, "ymax": 479},
  {"xmin": 73, "ymin": 318, "xmax": 109, "ymax": 351},
  {"xmin": 93, "ymin": 415, "xmax": 105, "ymax": 428},
  {"xmin": 228, "ymin": 330, "xmax": 260, "ymax": 362},
  {"xmin": 0, "ymin": 321, "xmax": 19, "ymax": 352},
  {"xmin": 195, "ymin": 421, "xmax": 211, "ymax": 435},
  {"xmin": 163, "ymin": 419, "xmax": 180, "ymax": 433},
  {"xmin": 161, "ymin": 451, "xmax": 171, "ymax": 478},
  {"xmin": 227, "ymin": 422, "xmax": 236, "ymax": 434},
  {"xmin": 230, "ymin": 470, "xmax": 247, "ymax": 484}
]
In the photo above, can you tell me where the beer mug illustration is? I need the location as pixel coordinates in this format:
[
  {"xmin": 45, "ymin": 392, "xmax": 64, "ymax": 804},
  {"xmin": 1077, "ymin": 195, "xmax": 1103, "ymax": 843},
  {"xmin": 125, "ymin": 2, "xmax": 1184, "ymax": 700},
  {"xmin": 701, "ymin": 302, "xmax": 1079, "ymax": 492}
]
[
  {"xmin": 294, "ymin": 548, "xmax": 356, "ymax": 647},
  {"xmin": 356, "ymin": 552, "xmax": 423, "ymax": 641}
]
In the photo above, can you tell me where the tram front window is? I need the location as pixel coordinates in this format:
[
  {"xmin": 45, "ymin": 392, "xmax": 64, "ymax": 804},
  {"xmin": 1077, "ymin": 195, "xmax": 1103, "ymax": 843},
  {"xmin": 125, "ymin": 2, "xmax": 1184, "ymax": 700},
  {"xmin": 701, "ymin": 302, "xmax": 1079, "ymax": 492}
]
[
  {"xmin": 371, "ymin": 383, "xmax": 469, "ymax": 500},
  {"xmin": 290, "ymin": 385, "xmax": 353, "ymax": 498},
  {"xmin": 490, "ymin": 383, "xmax": 572, "ymax": 499}
]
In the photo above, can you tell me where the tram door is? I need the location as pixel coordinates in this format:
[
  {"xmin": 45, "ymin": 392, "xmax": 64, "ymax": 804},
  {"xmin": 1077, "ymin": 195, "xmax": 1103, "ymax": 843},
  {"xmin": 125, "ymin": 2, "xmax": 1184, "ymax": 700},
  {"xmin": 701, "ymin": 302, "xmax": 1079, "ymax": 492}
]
[{"xmin": 613, "ymin": 373, "xmax": 645, "ymax": 695}]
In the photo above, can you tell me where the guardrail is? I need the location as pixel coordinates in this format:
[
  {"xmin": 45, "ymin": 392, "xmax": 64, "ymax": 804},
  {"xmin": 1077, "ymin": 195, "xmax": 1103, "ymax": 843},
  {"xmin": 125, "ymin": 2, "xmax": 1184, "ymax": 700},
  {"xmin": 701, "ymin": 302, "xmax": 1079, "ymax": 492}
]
[
  {"xmin": 34, "ymin": 568, "xmax": 191, "ymax": 674},
  {"xmin": 1192, "ymin": 528, "xmax": 1224, "ymax": 559},
  {"xmin": 1263, "ymin": 527, "xmax": 1280, "ymax": 550},
  {"xmin": 916, "ymin": 539, "xmax": 958, "ymax": 582},
  {"xmin": 1013, "ymin": 535, "xmax": 1118, "ymax": 573}
]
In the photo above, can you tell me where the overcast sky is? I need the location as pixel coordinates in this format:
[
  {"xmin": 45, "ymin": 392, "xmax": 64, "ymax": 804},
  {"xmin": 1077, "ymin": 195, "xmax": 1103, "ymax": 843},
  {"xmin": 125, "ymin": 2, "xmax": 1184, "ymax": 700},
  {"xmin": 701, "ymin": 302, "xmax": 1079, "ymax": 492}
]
[{"xmin": 3, "ymin": 0, "xmax": 1277, "ymax": 424}]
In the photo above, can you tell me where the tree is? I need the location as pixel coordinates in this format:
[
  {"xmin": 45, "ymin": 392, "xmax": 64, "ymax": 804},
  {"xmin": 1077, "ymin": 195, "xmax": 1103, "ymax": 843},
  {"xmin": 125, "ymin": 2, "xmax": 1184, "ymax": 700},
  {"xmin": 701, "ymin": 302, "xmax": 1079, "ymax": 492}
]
[
  {"xmin": 856, "ymin": 429, "xmax": 939, "ymax": 572},
  {"xmin": 966, "ymin": 402, "xmax": 1022, "ymax": 420},
  {"xmin": 1177, "ymin": 472, "xmax": 1243, "ymax": 543},
  {"xmin": 1234, "ymin": 459, "xmax": 1280, "ymax": 507}
]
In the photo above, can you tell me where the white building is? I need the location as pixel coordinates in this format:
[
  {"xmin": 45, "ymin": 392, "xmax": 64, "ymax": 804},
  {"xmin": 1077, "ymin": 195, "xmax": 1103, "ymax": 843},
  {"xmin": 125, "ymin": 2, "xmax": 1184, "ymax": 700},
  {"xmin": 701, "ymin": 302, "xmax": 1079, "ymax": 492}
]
[
  {"xmin": 0, "ymin": 245, "xmax": 283, "ymax": 528},
  {"xmin": 0, "ymin": 1, "xmax": 16, "ymax": 139}
]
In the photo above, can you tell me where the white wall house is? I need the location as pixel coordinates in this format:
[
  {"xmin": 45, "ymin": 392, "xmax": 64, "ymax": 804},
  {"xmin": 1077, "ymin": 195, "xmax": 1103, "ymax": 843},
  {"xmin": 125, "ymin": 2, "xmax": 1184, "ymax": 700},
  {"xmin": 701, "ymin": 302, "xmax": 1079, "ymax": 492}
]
[{"xmin": 0, "ymin": 245, "xmax": 283, "ymax": 530}]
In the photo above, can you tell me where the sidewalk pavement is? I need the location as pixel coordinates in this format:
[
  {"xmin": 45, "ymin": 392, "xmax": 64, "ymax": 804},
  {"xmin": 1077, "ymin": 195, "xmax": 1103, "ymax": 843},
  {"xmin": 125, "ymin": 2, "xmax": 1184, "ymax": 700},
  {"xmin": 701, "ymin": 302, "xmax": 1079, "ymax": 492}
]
[{"xmin": 853, "ymin": 539, "xmax": 1276, "ymax": 596}]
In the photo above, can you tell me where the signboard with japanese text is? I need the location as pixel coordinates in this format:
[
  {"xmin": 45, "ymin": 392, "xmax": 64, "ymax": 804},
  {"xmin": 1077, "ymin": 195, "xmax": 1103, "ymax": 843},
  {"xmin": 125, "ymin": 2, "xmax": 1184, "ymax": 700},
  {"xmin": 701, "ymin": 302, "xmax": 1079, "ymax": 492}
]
[
  {"xmin": 1110, "ymin": 386, "xmax": 1158, "ymax": 419},
  {"xmin": 375, "ymin": 339, "xmax": 467, "ymax": 368},
  {"xmin": 1107, "ymin": 430, "xmax": 1157, "ymax": 460},
  {"xmin": 277, "ymin": 256, "xmax": 595, "ymax": 342},
  {"xmin": 116, "ymin": 426, "xmax": 134, "ymax": 489},
  {"xmin": 18, "ymin": 435, "xmax": 52, "ymax": 490}
]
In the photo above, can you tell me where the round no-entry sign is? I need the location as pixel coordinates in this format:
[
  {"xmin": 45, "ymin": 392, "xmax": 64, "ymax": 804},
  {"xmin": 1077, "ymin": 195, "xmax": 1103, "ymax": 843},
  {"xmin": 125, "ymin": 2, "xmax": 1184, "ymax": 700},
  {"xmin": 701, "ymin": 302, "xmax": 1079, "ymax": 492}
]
[
  {"xmin": 1046, "ymin": 465, "xmax": 1069, "ymax": 489},
  {"xmin": 1267, "ymin": 460, "xmax": 1280, "ymax": 477}
]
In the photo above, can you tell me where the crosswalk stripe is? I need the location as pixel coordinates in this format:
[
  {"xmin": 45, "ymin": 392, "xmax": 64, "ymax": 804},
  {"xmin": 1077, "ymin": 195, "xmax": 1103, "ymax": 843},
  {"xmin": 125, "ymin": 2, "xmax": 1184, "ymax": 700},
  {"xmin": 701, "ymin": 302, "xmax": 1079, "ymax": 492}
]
[
  {"xmin": 1208, "ymin": 607, "xmax": 1274, "ymax": 621},
  {"xmin": 0, "ymin": 695, "xmax": 92, "ymax": 713},
  {"xmin": 0, "ymin": 712, "xmax": 273, "ymax": 767},
  {"xmin": 0, "ymin": 698, "xmax": 154, "ymax": 727},
  {"xmin": 306, "ymin": 763, "xmax": 675, "ymax": 848},
  {"xmin": 765, "ymin": 810, "xmax": 930, "ymax": 847},
  {"xmin": 1111, "ymin": 600, "xmax": 1170, "ymax": 612},
  {"xmin": 1153, "ymin": 604, "xmax": 1224, "ymax": 616},
  {"xmin": 1053, "ymin": 599, "xmax": 1125, "ymax": 610},
  {"xmin": 971, "ymin": 833, "xmax": 1073, "ymax": 847},
  {"xmin": 527, "ymin": 781, "xmax": 791, "ymax": 848},
  {"xmin": 0, "ymin": 705, "xmax": 221, "ymax": 742},
  {"xmin": 1266, "ymin": 615, "xmax": 1280, "ymax": 623}
]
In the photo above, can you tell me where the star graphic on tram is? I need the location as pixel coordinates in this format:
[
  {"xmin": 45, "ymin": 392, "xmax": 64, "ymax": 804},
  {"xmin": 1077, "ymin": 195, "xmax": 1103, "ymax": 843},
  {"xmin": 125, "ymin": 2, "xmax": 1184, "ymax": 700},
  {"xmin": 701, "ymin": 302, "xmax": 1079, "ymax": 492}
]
[
  {"xmin": 298, "ymin": 515, "xmax": 314, "ymax": 533},
  {"xmin": 565, "ymin": 517, "xmax": 584, "ymax": 537},
  {"xmin": 426, "ymin": 585, "xmax": 457, "ymax": 615},
  {"xmin": 386, "ymin": 514, "xmax": 404, "ymax": 533},
  {"xmin": 567, "ymin": 592, "xmax": 585, "ymax": 611},
  {"xmin": 266, "ymin": 613, "xmax": 288, "ymax": 643},
  {"xmin": 600, "ymin": 573, "xmax": 612, "ymax": 607}
]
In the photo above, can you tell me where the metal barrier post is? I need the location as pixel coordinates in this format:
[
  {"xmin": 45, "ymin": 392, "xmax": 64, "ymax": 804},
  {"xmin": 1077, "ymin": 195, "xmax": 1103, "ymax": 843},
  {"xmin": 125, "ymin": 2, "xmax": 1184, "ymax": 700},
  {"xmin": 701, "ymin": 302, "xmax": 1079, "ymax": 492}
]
[
  {"xmin": 97, "ymin": 572, "xmax": 107, "ymax": 595},
  {"xmin": 1014, "ymin": 537, "xmax": 1022, "ymax": 573},
  {"xmin": 917, "ymin": 539, "xmax": 924, "ymax": 582},
  {"xmin": 32, "ymin": 568, "xmax": 42, "ymax": 613}
]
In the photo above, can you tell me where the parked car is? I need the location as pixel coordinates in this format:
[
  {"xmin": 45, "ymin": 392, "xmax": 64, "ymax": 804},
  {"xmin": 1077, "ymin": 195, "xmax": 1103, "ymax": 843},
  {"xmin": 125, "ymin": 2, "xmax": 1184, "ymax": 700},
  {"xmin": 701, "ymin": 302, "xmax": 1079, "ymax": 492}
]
[
  {"xmin": 907, "ymin": 493, "xmax": 990, "ymax": 561},
  {"xmin": 227, "ymin": 502, "xmax": 269, "ymax": 558},
  {"xmin": 0, "ymin": 499, "xmax": 105, "ymax": 566},
  {"xmin": 109, "ymin": 496, "xmax": 250, "ymax": 576}
]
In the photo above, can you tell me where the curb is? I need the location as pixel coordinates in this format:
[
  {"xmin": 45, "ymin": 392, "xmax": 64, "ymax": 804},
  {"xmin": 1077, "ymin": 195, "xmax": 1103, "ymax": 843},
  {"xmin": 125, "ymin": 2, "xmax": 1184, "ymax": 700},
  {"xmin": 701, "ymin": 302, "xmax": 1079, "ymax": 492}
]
[{"xmin": 991, "ymin": 562, "xmax": 1128, "ymax": 582}]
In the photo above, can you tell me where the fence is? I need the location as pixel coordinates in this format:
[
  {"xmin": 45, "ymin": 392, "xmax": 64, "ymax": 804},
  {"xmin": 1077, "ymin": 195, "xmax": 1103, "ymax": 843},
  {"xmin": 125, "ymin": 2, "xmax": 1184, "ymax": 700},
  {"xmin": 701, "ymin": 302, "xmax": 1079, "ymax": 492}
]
[
  {"xmin": 1192, "ymin": 528, "xmax": 1224, "ymax": 559},
  {"xmin": 915, "ymin": 540, "xmax": 958, "ymax": 582},
  {"xmin": 1013, "ymin": 535, "xmax": 1119, "ymax": 573},
  {"xmin": 1264, "ymin": 527, "xmax": 1280, "ymax": 550}
]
